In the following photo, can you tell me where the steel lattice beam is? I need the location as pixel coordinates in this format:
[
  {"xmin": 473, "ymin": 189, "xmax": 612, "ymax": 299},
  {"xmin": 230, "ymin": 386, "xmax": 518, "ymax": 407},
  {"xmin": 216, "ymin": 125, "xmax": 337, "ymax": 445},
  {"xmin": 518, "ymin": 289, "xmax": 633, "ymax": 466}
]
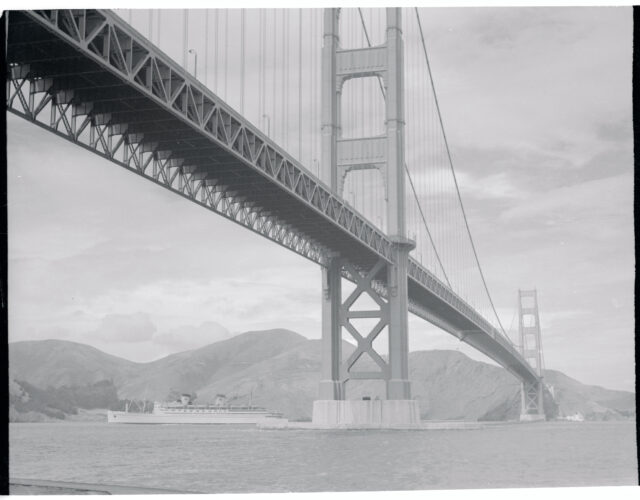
[{"xmin": 6, "ymin": 8, "xmax": 543, "ymax": 386}]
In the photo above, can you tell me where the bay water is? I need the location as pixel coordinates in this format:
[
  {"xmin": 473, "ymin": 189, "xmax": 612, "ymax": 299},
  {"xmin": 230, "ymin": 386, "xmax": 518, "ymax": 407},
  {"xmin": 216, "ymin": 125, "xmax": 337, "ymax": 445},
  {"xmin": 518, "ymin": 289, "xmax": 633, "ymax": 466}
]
[{"xmin": 9, "ymin": 421, "xmax": 637, "ymax": 493}]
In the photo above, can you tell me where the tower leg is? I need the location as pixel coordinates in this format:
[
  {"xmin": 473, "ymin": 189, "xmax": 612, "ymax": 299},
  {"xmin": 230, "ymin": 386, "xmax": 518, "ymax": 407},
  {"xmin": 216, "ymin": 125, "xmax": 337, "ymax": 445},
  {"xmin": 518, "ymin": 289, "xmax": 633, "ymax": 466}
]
[
  {"xmin": 317, "ymin": 256, "xmax": 343, "ymax": 400},
  {"xmin": 312, "ymin": 258, "xmax": 420, "ymax": 427},
  {"xmin": 387, "ymin": 241, "xmax": 412, "ymax": 400},
  {"xmin": 520, "ymin": 380, "xmax": 545, "ymax": 421}
]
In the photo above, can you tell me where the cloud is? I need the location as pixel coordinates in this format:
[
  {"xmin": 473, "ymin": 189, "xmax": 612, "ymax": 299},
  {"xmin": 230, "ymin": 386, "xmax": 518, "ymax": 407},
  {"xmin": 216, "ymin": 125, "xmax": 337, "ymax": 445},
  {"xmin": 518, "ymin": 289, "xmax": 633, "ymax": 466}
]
[
  {"xmin": 500, "ymin": 173, "xmax": 632, "ymax": 225},
  {"xmin": 91, "ymin": 312, "xmax": 157, "ymax": 343},
  {"xmin": 455, "ymin": 171, "xmax": 524, "ymax": 200},
  {"xmin": 7, "ymin": 9, "xmax": 635, "ymax": 391}
]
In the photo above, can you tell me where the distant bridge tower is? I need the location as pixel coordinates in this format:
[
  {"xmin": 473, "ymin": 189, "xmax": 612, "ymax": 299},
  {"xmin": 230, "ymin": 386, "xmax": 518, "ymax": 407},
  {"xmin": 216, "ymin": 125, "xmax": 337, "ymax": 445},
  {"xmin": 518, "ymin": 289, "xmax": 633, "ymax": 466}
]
[
  {"xmin": 518, "ymin": 289, "xmax": 546, "ymax": 421},
  {"xmin": 312, "ymin": 8, "xmax": 420, "ymax": 427}
]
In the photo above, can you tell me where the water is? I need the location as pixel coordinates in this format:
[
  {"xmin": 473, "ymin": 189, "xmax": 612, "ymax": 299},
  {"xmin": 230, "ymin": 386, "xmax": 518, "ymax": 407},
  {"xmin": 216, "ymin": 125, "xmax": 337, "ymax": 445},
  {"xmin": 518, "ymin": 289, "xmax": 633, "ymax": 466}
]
[{"xmin": 9, "ymin": 421, "xmax": 637, "ymax": 493}]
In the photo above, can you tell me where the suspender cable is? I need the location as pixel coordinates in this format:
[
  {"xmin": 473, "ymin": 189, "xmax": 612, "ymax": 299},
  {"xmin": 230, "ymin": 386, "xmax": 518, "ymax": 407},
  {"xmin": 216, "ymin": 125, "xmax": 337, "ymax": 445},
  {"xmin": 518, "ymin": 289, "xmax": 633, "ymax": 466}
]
[
  {"xmin": 239, "ymin": 10, "xmax": 245, "ymax": 114},
  {"xmin": 213, "ymin": 10, "xmax": 218, "ymax": 90},
  {"xmin": 156, "ymin": 10, "xmax": 160, "ymax": 46},
  {"xmin": 259, "ymin": 9, "xmax": 265, "ymax": 133},
  {"xmin": 272, "ymin": 10, "xmax": 277, "ymax": 139},
  {"xmin": 224, "ymin": 10, "xmax": 228, "ymax": 99},
  {"xmin": 282, "ymin": 9, "xmax": 287, "ymax": 146},
  {"xmin": 285, "ymin": 9, "xmax": 290, "ymax": 149},
  {"xmin": 357, "ymin": 8, "xmax": 385, "ymax": 99},
  {"xmin": 204, "ymin": 10, "xmax": 209, "ymax": 87},
  {"xmin": 183, "ymin": 9, "xmax": 188, "ymax": 69},
  {"xmin": 148, "ymin": 10, "xmax": 153, "ymax": 43},
  {"xmin": 414, "ymin": 7, "xmax": 507, "ymax": 336},
  {"xmin": 357, "ymin": 7, "xmax": 451, "ymax": 288},
  {"xmin": 298, "ymin": 8, "xmax": 303, "ymax": 160}
]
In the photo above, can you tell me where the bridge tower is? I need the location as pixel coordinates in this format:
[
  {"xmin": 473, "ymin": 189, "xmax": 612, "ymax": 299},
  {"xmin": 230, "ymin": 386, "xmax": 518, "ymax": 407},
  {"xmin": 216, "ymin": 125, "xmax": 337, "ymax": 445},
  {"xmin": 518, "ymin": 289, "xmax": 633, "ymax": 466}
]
[
  {"xmin": 518, "ymin": 289, "xmax": 546, "ymax": 421},
  {"xmin": 312, "ymin": 8, "xmax": 420, "ymax": 427}
]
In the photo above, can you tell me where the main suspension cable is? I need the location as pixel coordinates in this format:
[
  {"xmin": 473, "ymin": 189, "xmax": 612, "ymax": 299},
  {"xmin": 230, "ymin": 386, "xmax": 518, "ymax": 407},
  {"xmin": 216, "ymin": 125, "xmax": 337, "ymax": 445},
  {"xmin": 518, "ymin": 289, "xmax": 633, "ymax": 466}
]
[{"xmin": 413, "ymin": 7, "xmax": 507, "ymax": 337}]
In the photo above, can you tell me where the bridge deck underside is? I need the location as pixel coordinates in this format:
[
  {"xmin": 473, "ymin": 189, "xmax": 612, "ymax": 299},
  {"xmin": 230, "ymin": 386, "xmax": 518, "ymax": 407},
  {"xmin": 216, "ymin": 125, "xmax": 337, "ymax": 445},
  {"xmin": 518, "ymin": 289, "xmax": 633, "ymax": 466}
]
[
  {"xmin": 7, "ymin": 11, "xmax": 384, "ymax": 273},
  {"xmin": 408, "ymin": 281, "xmax": 535, "ymax": 381},
  {"xmin": 6, "ymin": 9, "xmax": 539, "ymax": 386}
]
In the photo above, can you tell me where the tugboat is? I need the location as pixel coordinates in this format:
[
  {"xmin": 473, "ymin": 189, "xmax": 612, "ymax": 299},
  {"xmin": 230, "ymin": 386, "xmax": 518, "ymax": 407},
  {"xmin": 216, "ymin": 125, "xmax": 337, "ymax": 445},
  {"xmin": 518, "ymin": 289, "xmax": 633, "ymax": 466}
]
[{"xmin": 108, "ymin": 393, "xmax": 283, "ymax": 424}]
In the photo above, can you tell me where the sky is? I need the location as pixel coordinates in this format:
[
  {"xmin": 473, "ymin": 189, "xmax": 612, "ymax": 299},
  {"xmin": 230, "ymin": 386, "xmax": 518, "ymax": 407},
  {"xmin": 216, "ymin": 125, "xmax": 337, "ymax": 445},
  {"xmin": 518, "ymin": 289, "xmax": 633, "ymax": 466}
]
[{"xmin": 7, "ymin": 6, "xmax": 635, "ymax": 392}]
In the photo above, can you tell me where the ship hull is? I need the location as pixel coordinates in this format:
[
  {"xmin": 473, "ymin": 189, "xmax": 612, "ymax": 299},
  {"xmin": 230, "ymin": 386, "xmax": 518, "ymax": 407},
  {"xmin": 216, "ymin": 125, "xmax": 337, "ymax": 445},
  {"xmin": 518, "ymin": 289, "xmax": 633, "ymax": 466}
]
[{"xmin": 107, "ymin": 410, "xmax": 279, "ymax": 424}]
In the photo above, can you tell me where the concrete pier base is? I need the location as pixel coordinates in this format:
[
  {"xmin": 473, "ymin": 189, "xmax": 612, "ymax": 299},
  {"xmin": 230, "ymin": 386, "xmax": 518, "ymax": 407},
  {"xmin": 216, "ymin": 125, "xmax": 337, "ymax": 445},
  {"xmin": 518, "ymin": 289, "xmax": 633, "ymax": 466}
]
[
  {"xmin": 520, "ymin": 413, "xmax": 546, "ymax": 422},
  {"xmin": 312, "ymin": 399, "xmax": 421, "ymax": 428}
]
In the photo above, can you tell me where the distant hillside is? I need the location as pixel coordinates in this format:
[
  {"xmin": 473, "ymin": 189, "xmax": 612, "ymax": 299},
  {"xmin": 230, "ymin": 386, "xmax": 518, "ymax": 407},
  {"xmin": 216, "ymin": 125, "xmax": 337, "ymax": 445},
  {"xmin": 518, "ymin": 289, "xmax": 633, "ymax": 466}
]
[
  {"xmin": 544, "ymin": 370, "xmax": 635, "ymax": 419},
  {"xmin": 9, "ymin": 339, "xmax": 139, "ymax": 388},
  {"xmin": 9, "ymin": 331, "xmax": 635, "ymax": 422},
  {"xmin": 117, "ymin": 329, "xmax": 307, "ymax": 400}
]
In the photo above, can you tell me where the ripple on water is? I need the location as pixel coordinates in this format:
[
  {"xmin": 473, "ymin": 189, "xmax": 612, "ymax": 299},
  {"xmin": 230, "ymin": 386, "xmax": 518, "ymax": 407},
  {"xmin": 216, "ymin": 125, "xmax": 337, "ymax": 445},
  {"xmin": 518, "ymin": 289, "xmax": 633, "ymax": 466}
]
[{"xmin": 9, "ymin": 421, "xmax": 638, "ymax": 493}]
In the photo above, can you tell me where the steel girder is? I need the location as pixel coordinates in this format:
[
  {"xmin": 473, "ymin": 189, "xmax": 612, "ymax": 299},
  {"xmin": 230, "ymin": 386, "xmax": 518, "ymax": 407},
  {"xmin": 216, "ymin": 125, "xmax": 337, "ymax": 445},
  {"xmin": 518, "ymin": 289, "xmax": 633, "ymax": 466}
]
[
  {"xmin": 7, "ymin": 73, "xmax": 325, "ymax": 264},
  {"xmin": 6, "ymin": 8, "xmax": 542, "ymax": 386},
  {"xmin": 7, "ymin": 9, "xmax": 393, "ymax": 267},
  {"xmin": 339, "ymin": 259, "xmax": 392, "ymax": 382}
]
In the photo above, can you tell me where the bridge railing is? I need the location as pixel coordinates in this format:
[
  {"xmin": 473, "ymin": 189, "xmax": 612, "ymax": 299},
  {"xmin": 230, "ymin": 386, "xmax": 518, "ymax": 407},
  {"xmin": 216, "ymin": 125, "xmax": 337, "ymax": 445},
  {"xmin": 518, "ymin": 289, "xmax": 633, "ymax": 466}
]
[
  {"xmin": 8, "ymin": 8, "xmax": 537, "ymax": 384},
  {"xmin": 16, "ymin": 9, "xmax": 394, "ymax": 266},
  {"xmin": 407, "ymin": 257, "xmax": 528, "ymax": 368}
]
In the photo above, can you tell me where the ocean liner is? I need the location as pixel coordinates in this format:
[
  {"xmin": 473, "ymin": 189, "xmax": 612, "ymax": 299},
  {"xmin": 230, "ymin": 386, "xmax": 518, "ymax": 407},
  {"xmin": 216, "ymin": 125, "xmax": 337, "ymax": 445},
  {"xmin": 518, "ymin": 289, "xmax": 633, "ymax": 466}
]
[{"xmin": 107, "ymin": 393, "xmax": 283, "ymax": 424}]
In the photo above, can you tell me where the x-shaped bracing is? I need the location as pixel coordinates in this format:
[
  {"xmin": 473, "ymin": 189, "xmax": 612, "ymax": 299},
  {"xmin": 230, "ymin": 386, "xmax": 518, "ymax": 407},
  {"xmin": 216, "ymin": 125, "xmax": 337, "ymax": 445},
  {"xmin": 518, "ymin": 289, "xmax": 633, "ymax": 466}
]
[
  {"xmin": 522, "ymin": 381, "xmax": 542, "ymax": 413},
  {"xmin": 340, "ymin": 260, "xmax": 390, "ymax": 381}
]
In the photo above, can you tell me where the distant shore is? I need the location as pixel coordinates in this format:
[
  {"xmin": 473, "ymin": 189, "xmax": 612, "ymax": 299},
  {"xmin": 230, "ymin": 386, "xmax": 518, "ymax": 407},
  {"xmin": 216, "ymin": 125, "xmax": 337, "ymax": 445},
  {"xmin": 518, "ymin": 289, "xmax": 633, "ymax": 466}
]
[{"xmin": 10, "ymin": 408, "xmax": 108, "ymax": 423}]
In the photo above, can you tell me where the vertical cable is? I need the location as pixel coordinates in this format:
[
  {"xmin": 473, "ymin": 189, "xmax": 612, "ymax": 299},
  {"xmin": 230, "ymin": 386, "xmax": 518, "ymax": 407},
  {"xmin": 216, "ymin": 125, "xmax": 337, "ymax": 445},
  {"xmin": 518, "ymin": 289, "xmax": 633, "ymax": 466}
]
[
  {"xmin": 148, "ymin": 10, "xmax": 153, "ymax": 41},
  {"xmin": 311, "ymin": 10, "xmax": 317, "ymax": 174},
  {"xmin": 281, "ymin": 10, "xmax": 286, "ymax": 144},
  {"xmin": 214, "ymin": 10, "xmax": 219, "ymax": 91},
  {"xmin": 183, "ymin": 9, "xmax": 188, "ymax": 69},
  {"xmin": 240, "ymin": 9, "xmax": 245, "ymax": 114},
  {"xmin": 224, "ymin": 10, "xmax": 228, "ymax": 99},
  {"xmin": 298, "ymin": 8, "xmax": 303, "ymax": 160},
  {"xmin": 259, "ymin": 9, "xmax": 265, "ymax": 133},
  {"xmin": 156, "ymin": 10, "xmax": 161, "ymax": 46},
  {"xmin": 204, "ymin": 10, "xmax": 209, "ymax": 87},
  {"xmin": 272, "ymin": 10, "xmax": 277, "ymax": 140},
  {"xmin": 285, "ymin": 9, "xmax": 290, "ymax": 149}
]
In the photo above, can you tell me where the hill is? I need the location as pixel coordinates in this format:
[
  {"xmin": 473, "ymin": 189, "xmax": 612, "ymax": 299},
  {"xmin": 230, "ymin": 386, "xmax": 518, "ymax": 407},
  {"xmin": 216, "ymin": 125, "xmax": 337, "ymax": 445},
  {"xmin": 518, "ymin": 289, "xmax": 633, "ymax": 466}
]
[
  {"xmin": 8, "ymin": 331, "xmax": 635, "ymax": 422},
  {"xmin": 9, "ymin": 339, "xmax": 139, "ymax": 388}
]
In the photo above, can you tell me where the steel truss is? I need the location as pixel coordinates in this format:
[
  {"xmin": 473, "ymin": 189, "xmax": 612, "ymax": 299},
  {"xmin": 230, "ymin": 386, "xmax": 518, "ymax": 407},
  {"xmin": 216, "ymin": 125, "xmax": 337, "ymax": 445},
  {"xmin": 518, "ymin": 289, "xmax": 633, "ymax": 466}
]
[
  {"xmin": 521, "ymin": 380, "xmax": 543, "ymax": 415},
  {"xmin": 6, "ymin": 9, "xmax": 393, "ymax": 267},
  {"xmin": 339, "ymin": 259, "xmax": 391, "ymax": 381},
  {"xmin": 7, "ymin": 72, "xmax": 326, "ymax": 264},
  {"xmin": 6, "ymin": 8, "xmax": 543, "ymax": 388}
]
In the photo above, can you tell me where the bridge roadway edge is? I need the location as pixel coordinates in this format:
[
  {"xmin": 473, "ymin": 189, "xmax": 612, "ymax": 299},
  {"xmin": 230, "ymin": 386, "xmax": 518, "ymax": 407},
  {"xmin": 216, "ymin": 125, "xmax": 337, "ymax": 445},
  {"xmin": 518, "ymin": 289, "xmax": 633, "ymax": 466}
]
[{"xmin": 6, "ymin": 8, "xmax": 544, "ymax": 396}]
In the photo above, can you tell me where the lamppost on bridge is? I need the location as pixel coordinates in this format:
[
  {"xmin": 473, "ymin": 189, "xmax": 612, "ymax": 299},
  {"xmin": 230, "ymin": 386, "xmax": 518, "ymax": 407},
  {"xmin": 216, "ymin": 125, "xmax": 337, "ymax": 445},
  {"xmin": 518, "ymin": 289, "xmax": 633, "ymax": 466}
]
[{"xmin": 262, "ymin": 114, "xmax": 271, "ymax": 138}]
